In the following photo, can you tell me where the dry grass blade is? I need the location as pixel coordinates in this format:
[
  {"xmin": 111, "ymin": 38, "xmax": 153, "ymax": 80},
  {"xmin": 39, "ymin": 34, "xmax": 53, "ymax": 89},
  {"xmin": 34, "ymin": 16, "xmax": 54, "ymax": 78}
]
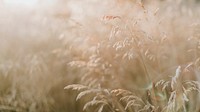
[
  {"xmin": 182, "ymin": 93, "xmax": 189, "ymax": 102},
  {"xmin": 125, "ymin": 100, "xmax": 142, "ymax": 110},
  {"xmin": 163, "ymin": 91, "xmax": 176, "ymax": 112},
  {"xmin": 98, "ymin": 104, "xmax": 106, "ymax": 112},
  {"xmin": 64, "ymin": 84, "xmax": 88, "ymax": 91},
  {"xmin": 171, "ymin": 66, "xmax": 181, "ymax": 90},
  {"xmin": 111, "ymin": 89, "xmax": 132, "ymax": 96},
  {"xmin": 76, "ymin": 89, "xmax": 101, "ymax": 101},
  {"xmin": 83, "ymin": 100, "xmax": 108, "ymax": 111},
  {"xmin": 184, "ymin": 81, "xmax": 200, "ymax": 93},
  {"xmin": 138, "ymin": 102, "xmax": 154, "ymax": 112}
]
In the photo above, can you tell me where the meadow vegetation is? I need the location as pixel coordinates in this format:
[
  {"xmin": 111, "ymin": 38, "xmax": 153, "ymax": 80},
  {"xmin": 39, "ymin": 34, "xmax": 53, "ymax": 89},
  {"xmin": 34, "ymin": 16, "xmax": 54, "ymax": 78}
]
[{"xmin": 0, "ymin": 0, "xmax": 200, "ymax": 112}]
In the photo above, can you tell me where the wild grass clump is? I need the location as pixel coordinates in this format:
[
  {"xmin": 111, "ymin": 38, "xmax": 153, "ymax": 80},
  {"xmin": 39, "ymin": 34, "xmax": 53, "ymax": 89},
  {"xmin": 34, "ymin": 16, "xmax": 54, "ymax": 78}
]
[{"xmin": 65, "ymin": 0, "xmax": 200, "ymax": 112}]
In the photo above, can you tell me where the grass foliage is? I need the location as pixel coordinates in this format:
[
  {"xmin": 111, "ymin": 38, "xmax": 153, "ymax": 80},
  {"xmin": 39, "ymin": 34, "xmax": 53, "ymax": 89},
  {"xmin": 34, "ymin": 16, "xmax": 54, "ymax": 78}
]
[{"xmin": 1, "ymin": 0, "xmax": 200, "ymax": 112}]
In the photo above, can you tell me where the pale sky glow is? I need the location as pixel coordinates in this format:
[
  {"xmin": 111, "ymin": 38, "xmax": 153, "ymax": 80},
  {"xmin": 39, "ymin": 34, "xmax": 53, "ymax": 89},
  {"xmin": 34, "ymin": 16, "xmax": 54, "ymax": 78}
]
[{"xmin": 4, "ymin": 0, "xmax": 38, "ymax": 7}]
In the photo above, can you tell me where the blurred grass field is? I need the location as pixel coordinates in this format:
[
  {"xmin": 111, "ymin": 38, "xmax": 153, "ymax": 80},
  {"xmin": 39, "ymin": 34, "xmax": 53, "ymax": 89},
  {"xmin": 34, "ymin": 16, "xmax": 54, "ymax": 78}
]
[{"xmin": 0, "ymin": 0, "xmax": 200, "ymax": 112}]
